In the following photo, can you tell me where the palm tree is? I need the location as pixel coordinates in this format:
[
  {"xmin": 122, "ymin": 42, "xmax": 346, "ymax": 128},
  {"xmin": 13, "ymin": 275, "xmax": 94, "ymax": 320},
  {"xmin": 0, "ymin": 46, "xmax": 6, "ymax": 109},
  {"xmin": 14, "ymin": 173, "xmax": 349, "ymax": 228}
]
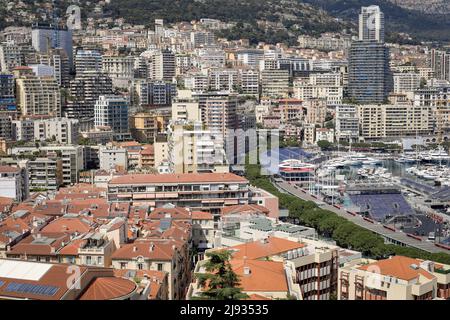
[{"xmin": 194, "ymin": 250, "xmax": 248, "ymax": 300}]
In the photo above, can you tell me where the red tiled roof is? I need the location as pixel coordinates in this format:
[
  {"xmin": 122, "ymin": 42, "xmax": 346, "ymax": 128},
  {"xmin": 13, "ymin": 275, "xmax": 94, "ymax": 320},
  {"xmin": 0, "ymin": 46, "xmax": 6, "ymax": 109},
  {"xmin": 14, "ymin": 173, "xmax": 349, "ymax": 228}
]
[
  {"xmin": 358, "ymin": 256, "xmax": 435, "ymax": 281},
  {"xmin": 230, "ymin": 259, "xmax": 288, "ymax": 292},
  {"xmin": 109, "ymin": 173, "xmax": 248, "ymax": 185},
  {"xmin": 40, "ymin": 216, "xmax": 94, "ymax": 234},
  {"xmin": 221, "ymin": 204, "xmax": 269, "ymax": 216},
  {"xmin": 111, "ymin": 240, "xmax": 179, "ymax": 261},
  {"xmin": 148, "ymin": 207, "xmax": 191, "ymax": 220},
  {"xmin": 0, "ymin": 166, "xmax": 21, "ymax": 173},
  {"xmin": 191, "ymin": 211, "xmax": 213, "ymax": 220},
  {"xmin": 79, "ymin": 277, "xmax": 137, "ymax": 300}
]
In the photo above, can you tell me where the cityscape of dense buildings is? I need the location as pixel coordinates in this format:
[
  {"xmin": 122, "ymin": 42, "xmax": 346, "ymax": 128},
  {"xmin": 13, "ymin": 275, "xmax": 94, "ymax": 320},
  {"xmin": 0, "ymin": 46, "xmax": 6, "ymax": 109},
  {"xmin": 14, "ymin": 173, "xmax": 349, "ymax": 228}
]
[{"xmin": 0, "ymin": 2, "xmax": 449, "ymax": 304}]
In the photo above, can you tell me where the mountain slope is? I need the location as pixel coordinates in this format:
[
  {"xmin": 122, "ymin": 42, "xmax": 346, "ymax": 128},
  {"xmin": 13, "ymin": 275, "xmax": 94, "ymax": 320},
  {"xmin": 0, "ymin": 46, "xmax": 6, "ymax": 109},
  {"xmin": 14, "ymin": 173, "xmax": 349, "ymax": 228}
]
[
  {"xmin": 389, "ymin": 0, "xmax": 450, "ymax": 14},
  {"xmin": 303, "ymin": 0, "xmax": 450, "ymax": 41}
]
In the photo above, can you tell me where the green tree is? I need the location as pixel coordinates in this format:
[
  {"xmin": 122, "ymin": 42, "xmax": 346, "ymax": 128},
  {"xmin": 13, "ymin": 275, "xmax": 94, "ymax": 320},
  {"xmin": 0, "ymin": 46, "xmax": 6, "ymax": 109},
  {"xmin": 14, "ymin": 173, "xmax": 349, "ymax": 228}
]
[
  {"xmin": 195, "ymin": 250, "xmax": 248, "ymax": 300},
  {"xmin": 317, "ymin": 140, "xmax": 333, "ymax": 150}
]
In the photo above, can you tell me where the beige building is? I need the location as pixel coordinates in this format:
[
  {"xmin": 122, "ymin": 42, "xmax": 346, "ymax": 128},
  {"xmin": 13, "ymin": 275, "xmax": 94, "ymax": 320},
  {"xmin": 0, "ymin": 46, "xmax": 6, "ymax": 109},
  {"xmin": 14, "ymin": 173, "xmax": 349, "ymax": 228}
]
[
  {"xmin": 188, "ymin": 236, "xmax": 343, "ymax": 300},
  {"xmin": 171, "ymin": 93, "xmax": 201, "ymax": 122},
  {"xmin": 261, "ymin": 69, "xmax": 290, "ymax": 98},
  {"xmin": 14, "ymin": 67, "xmax": 61, "ymax": 117},
  {"xmin": 339, "ymin": 256, "xmax": 450, "ymax": 300},
  {"xmin": 168, "ymin": 122, "xmax": 229, "ymax": 174},
  {"xmin": 111, "ymin": 238, "xmax": 189, "ymax": 300},
  {"xmin": 294, "ymin": 73, "xmax": 343, "ymax": 105},
  {"xmin": 357, "ymin": 104, "xmax": 433, "ymax": 139},
  {"xmin": 129, "ymin": 112, "xmax": 168, "ymax": 143}
]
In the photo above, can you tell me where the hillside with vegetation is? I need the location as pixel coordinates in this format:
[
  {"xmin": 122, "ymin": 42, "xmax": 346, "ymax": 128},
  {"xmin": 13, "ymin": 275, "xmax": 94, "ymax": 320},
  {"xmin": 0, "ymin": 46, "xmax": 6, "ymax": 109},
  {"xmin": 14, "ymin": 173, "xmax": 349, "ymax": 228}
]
[
  {"xmin": 1, "ymin": 0, "xmax": 450, "ymax": 43},
  {"xmin": 304, "ymin": 0, "xmax": 450, "ymax": 42}
]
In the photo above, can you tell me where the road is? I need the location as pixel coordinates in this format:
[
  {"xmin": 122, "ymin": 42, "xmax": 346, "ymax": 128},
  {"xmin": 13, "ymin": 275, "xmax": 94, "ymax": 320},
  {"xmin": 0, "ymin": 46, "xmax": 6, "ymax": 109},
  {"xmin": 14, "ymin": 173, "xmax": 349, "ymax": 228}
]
[{"xmin": 274, "ymin": 180, "xmax": 449, "ymax": 254}]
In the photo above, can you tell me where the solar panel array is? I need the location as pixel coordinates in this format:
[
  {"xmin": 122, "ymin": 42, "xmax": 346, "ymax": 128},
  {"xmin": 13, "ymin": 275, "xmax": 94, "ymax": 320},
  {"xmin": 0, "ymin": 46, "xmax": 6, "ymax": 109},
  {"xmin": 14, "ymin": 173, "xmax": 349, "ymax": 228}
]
[
  {"xmin": 4, "ymin": 282, "xmax": 59, "ymax": 296},
  {"xmin": 0, "ymin": 280, "xmax": 4, "ymax": 288},
  {"xmin": 431, "ymin": 187, "xmax": 450, "ymax": 201},
  {"xmin": 349, "ymin": 193, "xmax": 414, "ymax": 221},
  {"xmin": 400, "ymin": 178, "xmax": 437, "ymax": 194}
]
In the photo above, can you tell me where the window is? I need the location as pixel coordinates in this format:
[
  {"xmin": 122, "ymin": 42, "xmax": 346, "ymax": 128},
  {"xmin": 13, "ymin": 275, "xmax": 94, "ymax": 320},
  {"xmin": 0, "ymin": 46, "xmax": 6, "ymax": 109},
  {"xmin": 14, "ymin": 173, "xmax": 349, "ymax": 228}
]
[
  {"xmin": 138, "ymin": 263, "xmax": 143, "ymax": 270},
  {"xmin": 157, "ymin": 263, "xmax": 163, "ymax": 271},
  {"xmin": 86, "ymin": 256, "xmax": 92, "ymax": 265},
  {"xmin": 120, "ymin": 262, "xmax": 127, "ymax": 269}
]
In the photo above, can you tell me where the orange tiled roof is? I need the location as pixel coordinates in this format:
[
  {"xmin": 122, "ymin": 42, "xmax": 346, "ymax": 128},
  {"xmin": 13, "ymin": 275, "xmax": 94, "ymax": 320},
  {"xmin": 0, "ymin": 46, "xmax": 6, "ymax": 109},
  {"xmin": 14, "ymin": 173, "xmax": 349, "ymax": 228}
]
[
  {"xmin": 230, "ymin": 237, "xmax": 305, "ymax": 260},
  {"xmin": 221, "ymin": 204, "xmax": 269, "ymax": 216},
  {"xmin": 109, "ymin": 173, "xmax": 248, "ymax": 185},
  {"xmin": 40, "ymin": 216, "xmax": 95, "ymax": 234},
  {"xmin": 191, "ymin": 211, "xmax": 213, "ymax": 220},
  {"xmin": 79, "ymin": 277, "xmax": 137, "ymax": 300},
  {"xmin": 148, "ymin": 207, "xmax": 191, "ymax": 220},
  {"xmin": 111, "ymin": 240, "xmax": 178, "ymax": 261},
  {"xmin": 8, "ymin": 232, "xmax": 71, "ymax": 256},
  {"xmin": 358, "ymin": 256, "xmax": 435, "ymax": 281},
  {"xmin": 231, "ymin": 259, "xmax": 288, "ymax": 293},
  {"xmin": 245, "ymin": 294, "xmax": 272, "ymax": 300}
]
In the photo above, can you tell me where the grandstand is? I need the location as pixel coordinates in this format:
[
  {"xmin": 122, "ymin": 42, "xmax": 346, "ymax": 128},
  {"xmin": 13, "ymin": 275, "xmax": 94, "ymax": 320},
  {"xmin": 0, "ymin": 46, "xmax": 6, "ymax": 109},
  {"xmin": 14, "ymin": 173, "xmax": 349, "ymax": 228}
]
[{"xmin": 346, "ymin": 184, "xmax": 415, "ymax": 222}]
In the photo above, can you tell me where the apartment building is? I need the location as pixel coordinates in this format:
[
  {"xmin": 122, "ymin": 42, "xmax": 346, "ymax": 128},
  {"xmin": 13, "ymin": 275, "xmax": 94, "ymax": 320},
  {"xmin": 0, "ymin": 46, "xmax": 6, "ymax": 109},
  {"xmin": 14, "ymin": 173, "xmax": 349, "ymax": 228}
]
[
  {"xmin": 171, "ymin": 94, "xmax": 201, "ymax": 122},
  {"xmin": 414, "ymin": 86, "xmax": 450, "ymax": 134},
  {"xmin": 348, "ymin": 41, "xmax": 392, "ymax": 104},
  {"xmin": 429, "ymin": 48, "xmax": 450, "ymax": 82},
  {"xmin": 14, "ymin": 68, "xmax": 61, "ymax": 117},
  {"xmin": 167, "ymin": 122, "xmax": 229, "ymax": 174},
  {"xmin": 39, "ymin": 145, "xmax": 84, "ymax": 185},
  {"xmin": 28, "ymin": 157, "xmax": 63, "ymax": 191},
  {"xmin": 65, "ymin": 70, "xmax": 113, "ymax": 120},
  {"xmin": 189, "ymin": 236, "xmax": 342, "ymax": 300},
  {"xmin": 200, "ymin": 93, "xmax": 238, "ymax": 138},
  {"xmin": 297, "ymin": 34, "xmax": 352, "ymax": 51},
  {"xmin": 107, "ymin": 172, "xmax": 250, "ymax": 215},
  {"xmin": 0, "ymin": 165, "xmax": 28, "ymax": 201},
  {"xmin": 137, "ymin": 80, "xmax": 176, "ymax": 107},
  {"xmin": 0, "ymin": 42, "xmax": 24, "ymax": 72},
  {"xmin": 335, "ymin": 105, "xmax": 360, "ymax": 142},
  {"xmin": 74, "ymin": 50, "xmax": 103, "ymax": 74},
  {"xmin": 304, "ymin": 98, "xmax": 327, "ymax": 125},
  {"xmin": 339, "ymin": 256, "xmax": 450, "ymax": 300},
  {"xmin": 239, "ymin": 69, "xmax": 260, "ymax": 96},
  {"xmin": 208, "ymin": 69, "xmax": 238, "ymax": 92},
  {"xmin": 31, "ymin": 23, "xmax": 73, "ymax": 65},
  {"xmin": 130, "ymin": 111, "xmax": 169, "ymax": 143},
  {"xmin": 94, "ymin": 95, "xmax": 129, "ymax": 134},
  {"xmin": 0, "ymin": 258, "xmax": 138, "ymax": 300},
  {"xmin": 111, "ymin": 238, "xmax": 189, "ymax": 300},
  {"xmin": 102, "ymin": 55, "xmax": 135, "ymax": 88},
  {"xmin": 393, "ymin": 72, "xmax": 421, "ymax": 97},
  {"xmin": 149, "ymin": 49, "xmax": 176, "ymax": 82},
  {"xmin": 183, "ymin": 73, "xmax": 209, "ymax": 92},
  {"xmin": 294, "ymin": 73, "xmax": 343, "ymax": 105},
  {"xmin": 357, "ymin": 104, "xmax": 433, "ymax": 139},
  {"xmin": 261, "ymin": 69, "xmax": 290, "ymax": 98},
  {"xmin": 99, "ymin": 146, "xmax": 128, "ymax": 172},
  {"xmin": 22, "ymin": 117, "xmax": 79, "ymax": 145}
]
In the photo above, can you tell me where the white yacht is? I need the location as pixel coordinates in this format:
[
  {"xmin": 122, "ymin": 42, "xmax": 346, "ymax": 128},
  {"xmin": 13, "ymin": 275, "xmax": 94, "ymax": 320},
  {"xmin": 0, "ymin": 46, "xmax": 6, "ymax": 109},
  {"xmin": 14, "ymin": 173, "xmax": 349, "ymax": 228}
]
[{"xmin": 419, "ymin": 146, "xmax": 450, "ymax": 162}]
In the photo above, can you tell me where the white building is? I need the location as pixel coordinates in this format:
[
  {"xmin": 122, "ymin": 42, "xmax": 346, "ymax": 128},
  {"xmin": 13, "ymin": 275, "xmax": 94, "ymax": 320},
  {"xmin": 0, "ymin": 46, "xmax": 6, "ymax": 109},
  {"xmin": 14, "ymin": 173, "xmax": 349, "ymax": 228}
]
[
  {"xmin": 316, "ymin": 128, "xmax": 335, "ymax": 143},
  {"xmin": 393, "ymin": 72, "xmax": 421, "ymax": 98},
  {"xmin": 294, "ymin": 73, "xmax": 343, "ymax": 105},
  {"xmin": 0, "ymin": 165, "xmax": 28, "ymax": 201},
  {"xmin": 99, "ymin": 146, "xmax": 128, "ymax": 171},
  {"xmin": 95, "ymin": 95, "xmax": 129, "ymax": 134},
  {"xmin": 16, "ymin": 117, "xmax": 79, "ymax": 145},
  {"xmin": 335, "ymin": 105, "xmax": 360, "ymax": 142}
]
